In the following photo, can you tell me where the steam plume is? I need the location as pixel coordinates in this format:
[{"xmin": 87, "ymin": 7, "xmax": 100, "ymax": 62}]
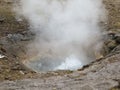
[{"xmin": 15, "ymin": 0, "xmax": 106, "ymax": 71}]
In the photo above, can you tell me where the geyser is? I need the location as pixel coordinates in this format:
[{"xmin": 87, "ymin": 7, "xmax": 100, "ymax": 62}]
[{"xmin": 15, "ymin": 0, "xmax": 106, "ymax": 72}]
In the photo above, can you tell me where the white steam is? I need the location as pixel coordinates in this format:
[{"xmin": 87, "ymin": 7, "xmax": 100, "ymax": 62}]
[
  {"xmin": 55, "ymin": 55, "xmax": 82, "ymax": 70},
  {"xmin": 16, "ymin": 0, "xmax": 106, "ymax": 71}
]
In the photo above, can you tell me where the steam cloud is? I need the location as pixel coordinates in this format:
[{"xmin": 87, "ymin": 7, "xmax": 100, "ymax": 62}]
[{"xmin": 16, "ymin": 0, "xmax": 106, "ymax": 71}]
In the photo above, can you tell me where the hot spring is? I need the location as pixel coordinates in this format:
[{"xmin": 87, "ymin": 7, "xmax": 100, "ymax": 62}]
[
  {"xmin": 15, "ymin": 0, "xmax": 106, "ymax": 72},
  {"xmin": 24, "ymin": 55, "xmax": 84, "ymax": 72}
]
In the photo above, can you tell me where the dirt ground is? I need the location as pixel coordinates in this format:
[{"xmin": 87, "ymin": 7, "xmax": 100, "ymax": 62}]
[{"xmin": 0, "ymin": 0, "xmax": 120, "ymax": 90}]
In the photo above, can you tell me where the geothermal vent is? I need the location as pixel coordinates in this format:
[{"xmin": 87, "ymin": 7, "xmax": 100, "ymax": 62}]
[{"xmin": 15, "ymin": 0, "xmax": 106, "ymax": 72}]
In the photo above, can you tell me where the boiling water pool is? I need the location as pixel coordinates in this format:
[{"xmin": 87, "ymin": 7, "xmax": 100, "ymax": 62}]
[{"xmin": 24, "ymin": 55, "xmax": 93, "ymax": 72}]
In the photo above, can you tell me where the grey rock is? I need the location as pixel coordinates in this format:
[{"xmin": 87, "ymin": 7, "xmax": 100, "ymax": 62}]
[{"xmin": 0, "ymin": 53, "xmax": 119, "ymax": 90}]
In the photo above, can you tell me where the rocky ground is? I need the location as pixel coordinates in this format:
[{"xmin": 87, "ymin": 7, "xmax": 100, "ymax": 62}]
[
  {"xmin": 0, "ymin": 50, "xmax": 120, "ymax": 90},
  {"xmin": 0, "ymin": 0, "xmax": 120, "ymax": 90}
]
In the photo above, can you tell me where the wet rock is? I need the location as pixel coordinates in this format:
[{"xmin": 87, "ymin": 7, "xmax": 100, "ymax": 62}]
[
  {"xmin": 0, "ymin": 29, "xmax": 34, "ymax": 45},
  {"xmin": 4, "ymin": 31, "xmax": 35, "ymax": 44},
  {"xmin": 7, "ymin": 33, "xmax": 23, "ymax": 43}
]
